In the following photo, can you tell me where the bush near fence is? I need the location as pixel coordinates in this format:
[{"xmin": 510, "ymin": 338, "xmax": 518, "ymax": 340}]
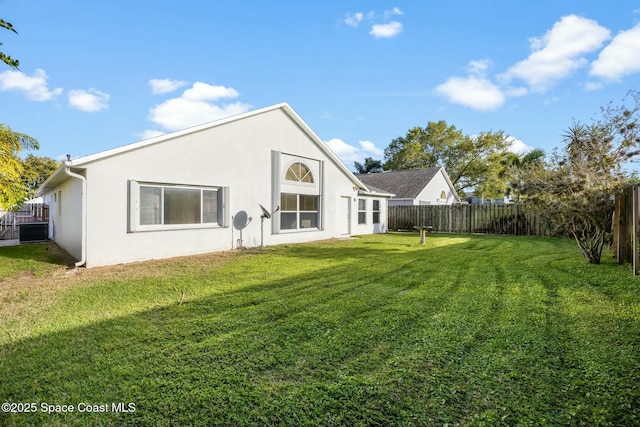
[{"xmin": 388, "ymin": 204, "xmax": 556, "ymax": 237}]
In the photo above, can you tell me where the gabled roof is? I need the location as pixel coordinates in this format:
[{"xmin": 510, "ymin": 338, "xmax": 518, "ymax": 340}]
[
  {"xmin": 357, "ymin": 167, "xmax": 445, "ymax": 199},
  {"xmin": 39, "ymin": 102, "xmax": 385, "ymax": 197}
]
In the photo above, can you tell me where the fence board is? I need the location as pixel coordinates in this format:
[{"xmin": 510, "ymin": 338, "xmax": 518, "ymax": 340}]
[
  {"xmin": 388, "ymin": 204, "xmax": 554, "ymax": 237},
  {"xmin": 613, "ymin": 186, "xmax": 640, "ymax": 275},
  {"xmin": 0, "ymin": 203, "xmax": 49, "ymax": 240}
]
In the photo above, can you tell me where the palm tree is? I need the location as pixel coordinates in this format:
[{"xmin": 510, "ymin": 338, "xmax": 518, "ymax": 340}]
[
  {"xmin": 1, "ymin": 18, "xmax": 19, "ymax": 69},
  {"xmin": 502, "ymin": 149, "xmax": 545, "ymax": 202},
  {"xmin": 0, "ymin": 124, "xmax": 39, "ymax": 209},
  {"xmin": 354, "ymin": 157, "xmax": 383, "ymax": 174}
]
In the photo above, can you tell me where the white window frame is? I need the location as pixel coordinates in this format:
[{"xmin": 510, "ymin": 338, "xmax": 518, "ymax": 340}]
[
  {"xmin": 279, "ymin": 193, "xmax": 320, "ymax": 231},
  {"xmin": 372, "ymin": 199, "xmax": 380, "ymax": 224},
  {"xmin": 129, "ymin": 181, "xmax": 228, "ymax": 232},
  {"xmin": 358, "ymin": 199, "xmax": 366, "ymax": 224},
  {"xmin": 276, "ymin": 156, "xmax": 323, "ymax": 233},
  {"xmin": 283, "ymin": 161, "xmax": 314, "ymax": 184}
]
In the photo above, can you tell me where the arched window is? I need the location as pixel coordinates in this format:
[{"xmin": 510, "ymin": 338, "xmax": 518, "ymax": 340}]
[
  {"xmin": 278, "ymin": 157, "xmax": 321, "ymax": 231},
  {"xmin": 440, "ymin": 190, "xmax": 447, "ymax": 200},
  {"xmin": 285, "ymin": 162, "xmax": 314, "ymax": 183}
]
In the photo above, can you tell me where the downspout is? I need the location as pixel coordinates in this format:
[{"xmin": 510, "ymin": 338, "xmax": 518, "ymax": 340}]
[{"xmin": 64, "ymin": 166, "xmax": 87, "ymax": 267}]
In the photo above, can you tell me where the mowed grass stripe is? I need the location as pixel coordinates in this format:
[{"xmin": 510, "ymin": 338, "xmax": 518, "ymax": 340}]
[{"xmin": 1, "ymin": 233, "xmax": 639, "ymax": 426}]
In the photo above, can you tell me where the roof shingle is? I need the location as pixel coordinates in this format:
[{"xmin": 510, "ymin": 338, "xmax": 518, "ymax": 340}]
[{"xmin": 357, "ymin": 168, "xmax": 442, "ymax": 199}]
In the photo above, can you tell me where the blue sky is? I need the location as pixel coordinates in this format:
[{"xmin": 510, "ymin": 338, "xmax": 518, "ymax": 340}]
[{"xmin": 1, "ymin": 1, "xmax": 639, "ymax": 171}]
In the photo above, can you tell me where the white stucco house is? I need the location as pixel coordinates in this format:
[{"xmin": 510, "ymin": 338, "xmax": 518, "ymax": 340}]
[
  {"xmin": 357, "ymin": 167, "xmax": 461, "ymax": 206},
  {"xmin": 37, "ymin": 103, "xmax": 393, "ymax": 267}
]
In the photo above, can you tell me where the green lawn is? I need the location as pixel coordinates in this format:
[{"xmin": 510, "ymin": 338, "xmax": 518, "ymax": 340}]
[{"xmin": 1, "ymin": 233, "xmax": 639, "ymax": 426}]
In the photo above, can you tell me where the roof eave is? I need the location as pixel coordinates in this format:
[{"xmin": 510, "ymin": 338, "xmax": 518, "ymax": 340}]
[
  {"xmin": 56, "ymin": 102, "xmax": 367, "ymax": 191},
  {"xmin": 357, "ymin": 188, "xmax": 395, "ymax": 198},
  {"xmin": 279, "ymin": 104, "xmax": 367, "ymax": 190},
  {"xmin": 36, "ymin": 162, "xmax": 87, "ymax": 195}
]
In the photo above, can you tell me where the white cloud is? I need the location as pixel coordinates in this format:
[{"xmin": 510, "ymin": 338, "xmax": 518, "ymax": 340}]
[
  {"xmin": 504, "ymin": 86, "xmax": 529, "ymax": 97},
  {"xmin": 590, "ymin": 22, "xmax": 640, "ymax": 81},
  {"xmin": 506, "ymin": 136, "xmax": 534, "ymax": 155},
  {"xmin": 326, "ymin": 138, "xmax": 358, "ymax": 159},
  {"xmin": 584, "ymin": 81, "xmax": 604, "ymax": 91},
  {"xmin": 182, "ymin": 82, "xmax": 239, "ymax": 101},
  {"xmin": 325, "ymin": 137, "xmax": 384, "ymax": 166},
  {"xmin": 435, "ymin": 75, "xmax": 505, "ymax": 111},
  {"xmin": 136, "ymin": 129, "xmax": 166, "ymax": 140},
  {"xmin": 68, "ymin": 88, "xmax": 109, "ymax": 112},
  {"xmin": 384, "ymin": 7, "xmax": 403, "ymax": 18},
  {"xmin": 345, "ymin": 8, "xmax": 404, "ymax": 38},
  {"xmin": 148, "ymin": 82, "xmax": 250, "ymax": 131},
  {"xmin": 344, "ymin": 12, "xmax": 364, "ymax": 27},
  {"xmin": 148, "ymin": 78, "xmax": 187, "ymax": 94},
  {"xmin": 359, "ymin": 140, "xmax": 384, "ymax": 156},
  {"xmin": 500, "ymin": 15, "xmax": 611, "ymax": 92},
  {"xmin": 0, "ymin": 68, "xmax": 62, "ymax": 101},
  {"xmin": 370, "ymin": 21, "xmax": 403, "ymax": 38}
]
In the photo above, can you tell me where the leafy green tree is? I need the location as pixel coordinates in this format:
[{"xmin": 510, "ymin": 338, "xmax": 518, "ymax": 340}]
[
  {"xmin": 383, "ymin": 120, "xmax": 511, "ymax": 197},
  {"xmin": 516, "ymin": 90, "xmax": 640, "ymax": 264},
  {"xmin": 21, "ymin": 154, "xmax": 60, "ymax": 198},
  {"xmin": 1, "ymin": 18, "xmax": 19, "ymax": 69},
  {"xmin": 0, "ymin": 124, "xmax": 39, "ymax": 210},
  {"xmin": 354, "ymin": 157, "xmax": 383, "ymax": 174}
]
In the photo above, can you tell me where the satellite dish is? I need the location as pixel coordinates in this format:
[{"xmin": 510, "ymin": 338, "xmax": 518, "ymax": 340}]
[
  {"xmin": 233, "ymin": 211, "xmax": 249, "ymax": 230},
  {"xmin": 259, "ymin": 204, "xmax": 279, "ymax": 249}
]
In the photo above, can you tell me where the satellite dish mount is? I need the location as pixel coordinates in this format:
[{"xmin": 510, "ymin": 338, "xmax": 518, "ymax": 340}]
[
  {"xmin": 232, "ymin": 211, "xmax": 252, "ymax": 249},
  {"xmin": 259, "ymin": 204, "xmax": 280, "ymax": 249}
]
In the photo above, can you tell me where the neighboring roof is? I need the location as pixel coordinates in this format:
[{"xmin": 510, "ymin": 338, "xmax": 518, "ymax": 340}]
[
  {"xmin": 357, "ymin": 184, "xmax": 395, "ymax": 198},
  {"xmin": 357, "ymin": 168, "xmax": 444, "ymax": 199},
  {"xmin": 38, "ymin": 102, "xmax": 386, "ymax": 197}
]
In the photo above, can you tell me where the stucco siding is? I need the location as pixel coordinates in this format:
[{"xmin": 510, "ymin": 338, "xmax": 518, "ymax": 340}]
[
  {"xmin": 352, "ymin": 196, "xmax": 388, "ymax": 235},
  {"xmin": 80, "ymin": 108, "xmax": 363, "ymax": 267},
  {"xmin": 415, "ymin": 171, "xmax": 458, "ymax": 205},
  {"xmin": 46, "ymin": 177, "xmax": 83, "ymax": 260}
]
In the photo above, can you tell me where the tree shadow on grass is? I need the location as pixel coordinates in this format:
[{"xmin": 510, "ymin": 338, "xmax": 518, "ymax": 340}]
[{"xmin": 2, "ymin": 234, "xmax": 639, "ymax": 426}]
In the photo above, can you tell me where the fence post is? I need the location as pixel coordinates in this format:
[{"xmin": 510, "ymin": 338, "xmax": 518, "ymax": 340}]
[{"xmin": 631, "ymin": 185, "xmax": 640, "ymax": 276}]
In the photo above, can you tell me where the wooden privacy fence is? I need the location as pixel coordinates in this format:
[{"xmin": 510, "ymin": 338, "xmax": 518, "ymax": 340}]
[
  {"xmin": 388, "ymin": 204, "xmax": 555, "ymax": 237},
  {"xmin": 0, "ymin": 203, "xmax": 49, "ymax": 240},
  {"xmin": 612, "ymin": 185, "xmax": 640, "ymax": 276}
]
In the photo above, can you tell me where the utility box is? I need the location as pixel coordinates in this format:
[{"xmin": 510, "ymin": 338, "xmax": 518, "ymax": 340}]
[{"xmin": 19, "ymin": 222, "xmax": 48, "ymax": 243}]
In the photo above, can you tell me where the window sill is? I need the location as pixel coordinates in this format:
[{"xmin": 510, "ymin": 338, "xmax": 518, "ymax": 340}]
[
  {"xmin": 129, "ymin": 224, "xmax": 226, "ymax": 233},
  {"xmin": 277, "ymin": 227, "xmax": 321, "ymax": 234}
]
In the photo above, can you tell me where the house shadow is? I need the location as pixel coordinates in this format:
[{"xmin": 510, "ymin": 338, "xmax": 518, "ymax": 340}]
[{"xmin": 0, "ymin": 241, "xmax": 76, "ymax": 268}]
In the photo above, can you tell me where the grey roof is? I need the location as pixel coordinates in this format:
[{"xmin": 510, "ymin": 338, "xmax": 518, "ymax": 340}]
[
  {"xmin": 356, "ymin": 168, "xmax": 442, "ymax": 199},
  {"xmin": 362, "ymin": 184, "xmax": 391, "ymax": 195}
]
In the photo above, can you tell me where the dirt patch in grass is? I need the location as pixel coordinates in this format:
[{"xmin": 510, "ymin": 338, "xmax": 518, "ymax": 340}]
[
  {"xmin": 67, "ymin": 248, "xmax": 252, "ymax": 281},
  {"xmin": 0, "ymin": 243, "xmax": 75, "ymax": 285},
  {"xmin": 0, "ymin": 245, "xmax": 253, "ymax": 329}
]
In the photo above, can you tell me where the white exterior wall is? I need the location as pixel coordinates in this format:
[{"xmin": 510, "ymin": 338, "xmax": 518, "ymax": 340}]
[
  {"xmin": 414, "ymin": 170, "xmax": 458, "ymax": 205},
  {"xmin": 43, "ymin": 177, "xmax": 83, "ymax": 260},
  {"xmin": 70, "ymin": 108, "xmax": 378, "ymax": 267},
  {"xmin": 351, "ymin": 195, "xmax": 388, "ymax": 235}
]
